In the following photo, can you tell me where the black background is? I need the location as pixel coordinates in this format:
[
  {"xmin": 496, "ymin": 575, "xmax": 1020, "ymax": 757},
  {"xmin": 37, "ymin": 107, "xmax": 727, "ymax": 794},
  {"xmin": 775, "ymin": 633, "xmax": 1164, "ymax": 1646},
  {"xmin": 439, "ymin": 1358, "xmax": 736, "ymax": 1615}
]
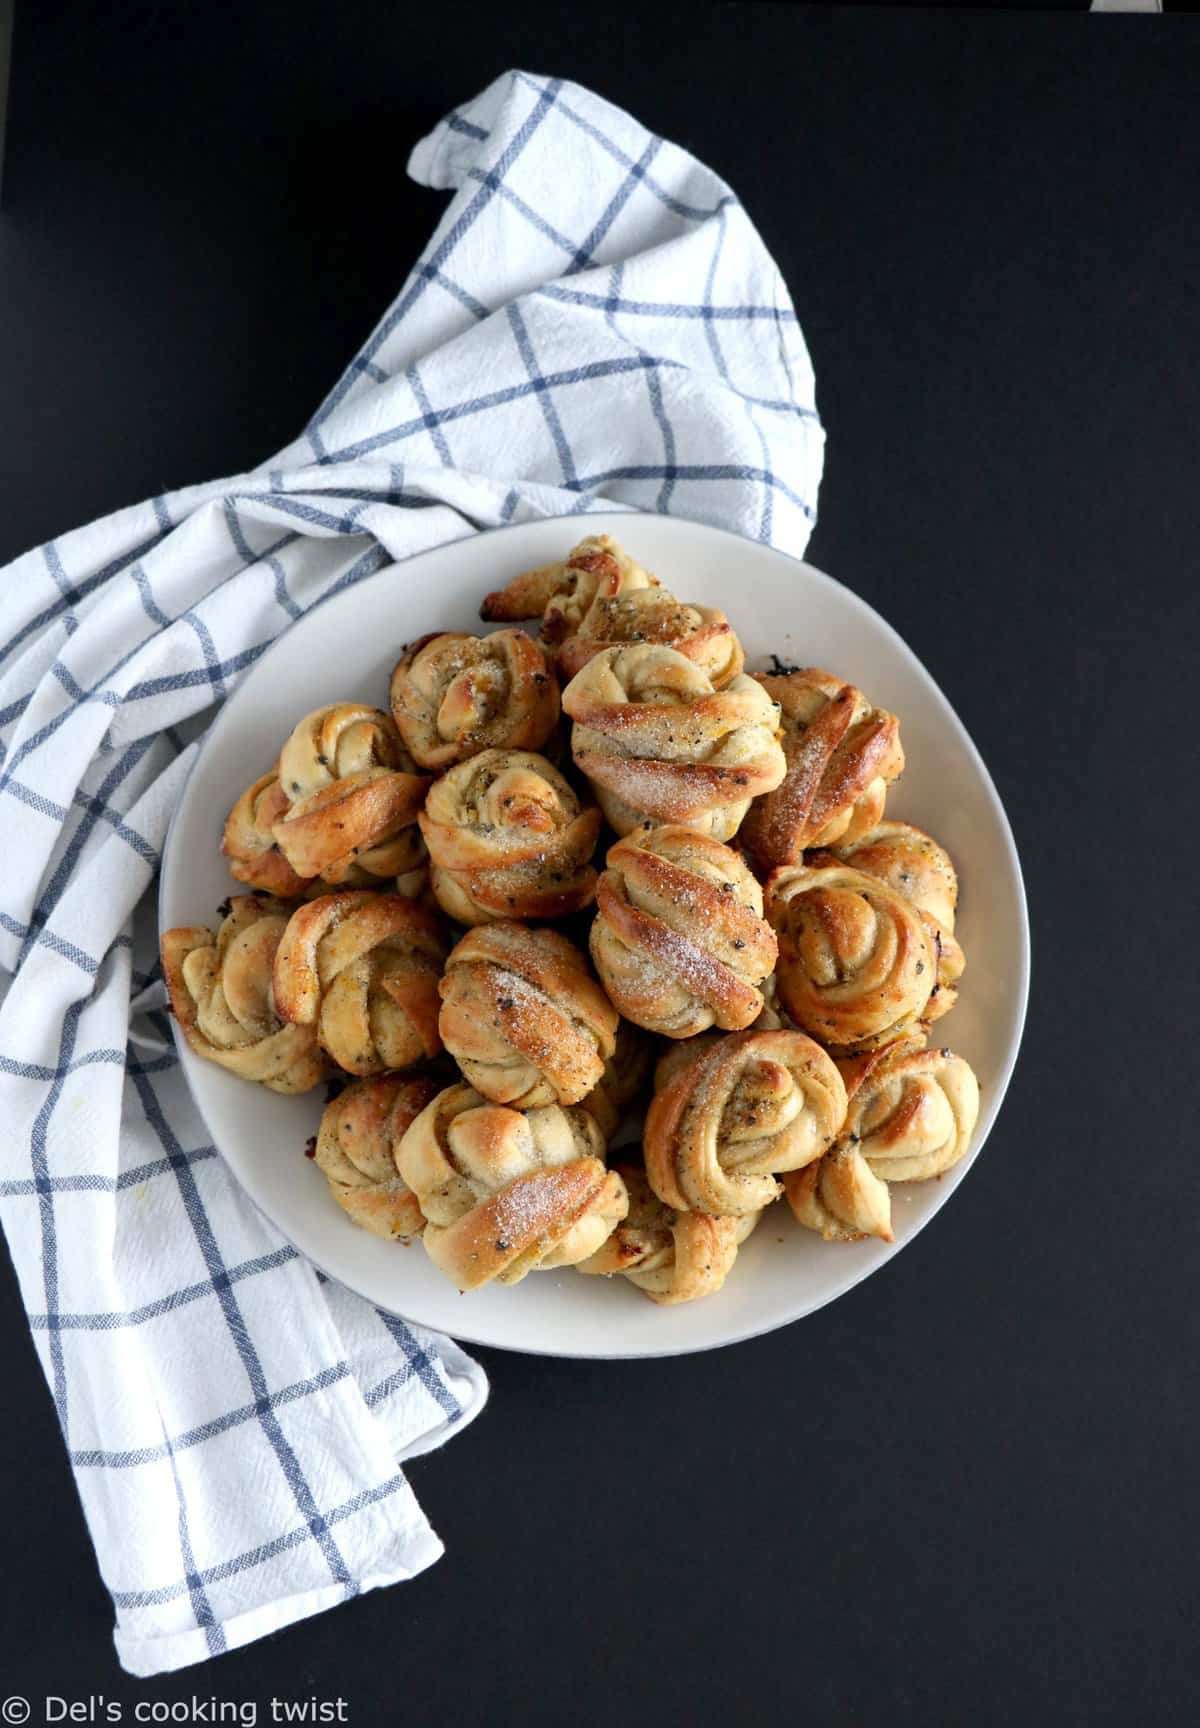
[{"xmin": 1, "ymin": 6, "xmax": 1196, "ymax": 1725}]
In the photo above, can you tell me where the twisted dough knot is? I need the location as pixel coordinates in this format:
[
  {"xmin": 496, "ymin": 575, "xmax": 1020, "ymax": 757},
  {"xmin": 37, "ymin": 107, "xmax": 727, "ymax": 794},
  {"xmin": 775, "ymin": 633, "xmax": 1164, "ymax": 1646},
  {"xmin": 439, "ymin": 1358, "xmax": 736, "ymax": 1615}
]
[
  {"xmin": 418, "ymin": 749, "xmax": 601, "ymax": 925},
  {"xmin": 562, "ymin": 643, "xmax": 786, "ymax": 840},
  {"xmin": 268, "ymin": 703, "xmax": 430, "ymax": 885},
  {"xmin": 389, "ymin": 630, "xmax": 558, "ymax": 771},
  {"xmin": 273, "ymin": 891, "xmax": 447, "ymax": 1075},
  {"xmin": 590, "ymin": 826, "xmax": 777, "ymax": 1038},
  {"xmin": 396, "ymin": 1083, "xmax": 627, "ymax": 1288},
  {"xmin": 740, "ymin": 668, "xmax": 904, "ymax": 872},
  {"xmin": 644, "ymin": 1029, "xmax": 848, "ymax": 1216},
  {"xmin": 162, "ymin": 896, "xmax": 328, "ymax": 1093},
  {"xmin": 578, "ymin": 1164, "xmax": 760, "ymax": 1305},
  {"xmin": 314, "ymin": 1073, "xmax": 440, "ymax": 1239},
  {"xmin": 784, "ymin": 1035, "xmax": 980, "ymax": 1241},
  {"xmin": 223, "ymin": 773, "xmax": 313, "ymax": 897},
  {"xmin": 481, "ymin": 534, "xmax": 743, "ymax": 687},
  {"xmin": 825, "ymin": 819, "xmax": 965, "ymax": 1020},
  {"xmin": 766, "ymin": 861, "xmax": 936, "ymax": 1053},
  {"xmin": 580, "ymin": 1019, "xmax": 653, "ymax": 1143},
  {"xmin": 438, "ymin": 922, "xmax": 618, "ymax": 1108}
]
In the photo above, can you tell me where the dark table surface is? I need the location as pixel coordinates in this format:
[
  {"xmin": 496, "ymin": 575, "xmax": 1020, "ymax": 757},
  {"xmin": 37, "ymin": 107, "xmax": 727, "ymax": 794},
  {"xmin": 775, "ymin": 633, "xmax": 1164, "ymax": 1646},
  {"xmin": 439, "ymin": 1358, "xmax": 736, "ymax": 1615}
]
[{"xmin": 1, "ymin": 6, "xmax": 1195, "ymax": 1725}]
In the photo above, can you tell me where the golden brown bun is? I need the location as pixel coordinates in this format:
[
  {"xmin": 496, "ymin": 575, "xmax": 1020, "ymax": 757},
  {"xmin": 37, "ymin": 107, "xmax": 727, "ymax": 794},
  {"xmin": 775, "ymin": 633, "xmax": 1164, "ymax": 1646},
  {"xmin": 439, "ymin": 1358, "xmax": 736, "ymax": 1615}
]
[
  {"xmin": 824, "ymin": 819, "xmax": 964, "ymax": 1021},
  {"xmin": 272, "ymin": 891, "xmax": 447, "ymax": 1075},
  {"xmin": 740, "ymin": 668, "xmax": 903, "ymax": 873},
  {"xmin": 765, "ymin": 861, "xmax": 936, "ymax": 1053},
  {"xmin": 418, "ymin": 749, "xmax": 601, "ymax": 924},
  {"xmin": 389, "ymin": 630, "xmax": 558, "ymax": 771},
  {"xmin": 784, "ymin": 1035, "xmax": 980, "ymax": 1241},
  {"xmin": 481, "ymin": 534, "xmax": 743, "ymax": 688},
  {"xmin": 438, "ymin": 922, "xmax": 617, "ymax": 1108},
  {"xmin": 162, "ymin": 896, "xmax": 328, "ymax": 1093},
  {"xmin": 481, "ymin": 534, "xmax": 660, "ymax": 626},
  {"xmin": 580, "ymin": 1019, "xmax": 653, "ymax": 1142},
  {"xmin": 313, "ymin": 1072, "xmax": 440, "ymax": 1238},
  {"xmin": 577, "ymin": 1164, "xmax": 759, "ymax": 1304},
  {"xmin": 223, "ymin": 774, "xmax": 314, "ymax": 897},
  {"xmin": 269, "ymin": 703, "xmax": 430, "ymax": 885},
  {"xmin": 561, "ymin": 643, "xmax": 786, "ymax": 840},
  {"xmin": 589, "ymin": 826, "xmax": 777, "ymax": 1038},
  {"xmin": 396, "ymin": 1084, "xmax": 627, "ymax": 1288},
  {"xmin": 644, "ymin": 1028, "xmax": 847, "ymax": 1216}
]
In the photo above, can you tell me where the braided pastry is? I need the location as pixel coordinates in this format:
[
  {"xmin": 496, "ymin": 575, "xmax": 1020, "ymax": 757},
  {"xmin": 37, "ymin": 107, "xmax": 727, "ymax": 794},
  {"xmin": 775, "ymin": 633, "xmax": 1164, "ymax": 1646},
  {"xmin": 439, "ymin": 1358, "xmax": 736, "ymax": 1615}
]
[
  {"xmin": 562, "ymin": 643, "xmax": 785, "ymax": 840},
  {"xmin": 766, "ymin": 861, "xmax": 936, "ymax": 1053},
  {"xmin": 438, "ymin": 922, "xmax": 618, "ymax": 1108},
  {"xmin": 396, "ymin": 1084, "xmax": 628, "ymax": 1288},
  {"xmin": 589, "ymin": 826, "xmax": 777, "ymax": 1038},
  {"xmin": 825, "ymin": 819, "xmax": 964, "ymax": 1020},
  {"xmin": 313, "ymin": 1073, "xmax": 440, "ymax": 1239},
  {"xmin": 269, "ymin": 703, "xmax": 430, "ymax": 885},
  {"xmin": 389, "ymin": 630, "xmax": 558, "ymax": 770},
  {"xmin": 784, "ymin": 1036, "xmax": 980, "ymax": 1241},
  {"xmin": 580, "ymin": 1019, "xmax": 653, "ymax": 1143},
  {"xmin": 419, "ymin": 749, "xmax": 601, "ymax": 925},
  {"xmin": 644, "ymin": 1028, "xmax": 847, "ymax": 1216},
  {"xmin": 273, "ymin": 891, "xmax": 447, "ymax": 1075},
  {"xmin": 481, "ymin": 534, "xmax": 743, "ymax": 687},
  {"xmin": 162, "ymin": 895, "xmax": 328, "ymax": 1092},
  {"xmin": 223, "ymin": 773, "xmax": 312, "ymax": 897},
  {"xmin": 740, "ymin": 668, "xmax": 903, "ymax": 872},
  {"xmin": 578, "ymin": 1164, "xmax": 759, "ymax": 1304}
]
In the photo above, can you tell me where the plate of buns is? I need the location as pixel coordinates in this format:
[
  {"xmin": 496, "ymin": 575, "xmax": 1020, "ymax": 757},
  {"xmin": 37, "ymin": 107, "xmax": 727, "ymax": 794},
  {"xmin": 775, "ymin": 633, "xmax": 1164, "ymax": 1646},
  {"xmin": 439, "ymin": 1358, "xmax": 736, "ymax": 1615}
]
[{"xmin": 159, "ymin": 514, "xmax": 1028, "ymax": 1357}]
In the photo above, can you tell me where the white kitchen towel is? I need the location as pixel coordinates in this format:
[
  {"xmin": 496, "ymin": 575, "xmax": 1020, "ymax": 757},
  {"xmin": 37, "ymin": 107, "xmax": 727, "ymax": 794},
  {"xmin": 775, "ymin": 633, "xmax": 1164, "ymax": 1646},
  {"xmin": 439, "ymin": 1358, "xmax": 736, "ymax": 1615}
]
[{"xmin": 0, "ymin": 70, "xmax": 824, "ymax": 1677}]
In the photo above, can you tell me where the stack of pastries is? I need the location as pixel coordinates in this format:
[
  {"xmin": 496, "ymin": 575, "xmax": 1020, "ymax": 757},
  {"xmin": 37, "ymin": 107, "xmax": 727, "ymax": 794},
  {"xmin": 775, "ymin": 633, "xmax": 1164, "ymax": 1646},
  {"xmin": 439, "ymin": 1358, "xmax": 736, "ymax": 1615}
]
[{"xmin": 163, "ymin": 533, "xmax": 980, "ymax": 1307}]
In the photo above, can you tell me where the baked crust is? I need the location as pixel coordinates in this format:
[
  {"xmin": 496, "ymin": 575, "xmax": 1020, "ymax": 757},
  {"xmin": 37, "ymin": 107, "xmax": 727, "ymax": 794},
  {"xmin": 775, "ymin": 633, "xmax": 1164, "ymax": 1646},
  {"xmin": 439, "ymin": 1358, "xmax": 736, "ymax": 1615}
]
[{"xmin": 578, "ymin": 1164, "xmax": 759, "ymax": 1304}]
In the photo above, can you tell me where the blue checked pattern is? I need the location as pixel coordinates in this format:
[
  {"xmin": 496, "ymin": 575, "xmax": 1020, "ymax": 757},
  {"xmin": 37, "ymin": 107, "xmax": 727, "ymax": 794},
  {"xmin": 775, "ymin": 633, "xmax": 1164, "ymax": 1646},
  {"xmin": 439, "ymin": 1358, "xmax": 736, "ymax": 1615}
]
[{"xmin": 0, "ymin": 71, "xmax": 823, "ymax": 1677}]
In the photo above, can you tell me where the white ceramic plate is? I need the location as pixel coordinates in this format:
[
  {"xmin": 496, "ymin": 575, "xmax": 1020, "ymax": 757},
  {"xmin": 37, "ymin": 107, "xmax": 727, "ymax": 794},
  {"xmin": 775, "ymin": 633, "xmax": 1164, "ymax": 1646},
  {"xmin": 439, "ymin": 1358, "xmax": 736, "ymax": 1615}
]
[{"xmin": 161, "ymin": 513, "xmax": 1029, "ymax": 1358}]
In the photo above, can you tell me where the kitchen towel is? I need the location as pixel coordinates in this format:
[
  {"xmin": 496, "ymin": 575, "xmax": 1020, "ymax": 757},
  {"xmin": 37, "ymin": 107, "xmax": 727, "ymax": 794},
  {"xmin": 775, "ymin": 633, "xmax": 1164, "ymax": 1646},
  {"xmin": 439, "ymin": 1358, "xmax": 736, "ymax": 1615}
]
[{"xmin": 0, "ymin": 69, "xmax": 824, "ymax": 1676}]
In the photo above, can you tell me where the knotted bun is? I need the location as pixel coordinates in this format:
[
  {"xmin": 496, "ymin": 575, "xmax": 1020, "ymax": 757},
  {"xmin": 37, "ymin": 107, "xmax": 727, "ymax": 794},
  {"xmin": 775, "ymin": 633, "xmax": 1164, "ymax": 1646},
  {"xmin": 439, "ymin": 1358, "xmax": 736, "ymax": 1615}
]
[
  {"xmin": 272, "ymin": 891, "xmax": 447, "ymax": 1075},
  {"xmin": 765, "ymin": 861, "xmax": 936, "ymax": 1053},
  {"xmin": 269, "ymin": 703, "xmax": 430, "ymax": 885},
  {"xmin": 784, "ymin": 1036, "xmax": 980, "ymax": 1241},
  {"xmin": 162, "ymin": 895, "xmax": 328, "ymax": 1093},
  {"xmin": 438, "ymin": 922, "xmax": 617, "ymax": 1108},
  {"xmin": 644, "ymin": 1028, "xmax": 847, "ymax": 1216},
  {"xmin": 396, "ymin": 1084, "xmax": 627, "ymax": 1288},
  {"xmin": 589, "ymin": 825, "xmax": 776, "ymax": 1038},
  {"xmin": 482, "ymin": 534, "xmax": 743, "ymax": 687},
  {"xmin": 740, "ymin": 668, "xmax": 903, "ymax": 873},
  {"xmin": 562, "ymin": 643, "xmax": 785, "ymax": 840},
  {"xmin": 825, "ymin": 819, "xmax": 964, "ymax": 1021},
  {"xmin": 390, "ymin": 630, "xmax": 558, "ymax": 770},
  {"xmin": 419, "ymin": 749, "xmax": 600, "ymax": 925},
  {"xmin": 313, "ymin": 1073, "xmax": 440, "ymax": 1238}
]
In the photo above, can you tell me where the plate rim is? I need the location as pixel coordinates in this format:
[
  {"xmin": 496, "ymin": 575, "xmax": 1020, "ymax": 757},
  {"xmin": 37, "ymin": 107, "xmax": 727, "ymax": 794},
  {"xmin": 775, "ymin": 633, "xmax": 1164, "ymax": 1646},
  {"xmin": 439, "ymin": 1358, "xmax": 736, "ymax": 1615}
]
[{"xmin": 159, "ymin": 510, "xmax": 1031, "ymax": 1360}]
